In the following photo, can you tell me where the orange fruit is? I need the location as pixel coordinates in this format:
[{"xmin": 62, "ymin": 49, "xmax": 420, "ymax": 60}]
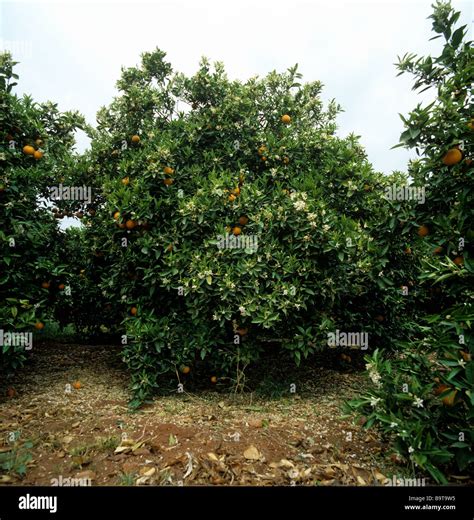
[
  {"xmin": 34, "ymin": 150, "xmax": 43, "ymax": 160},
  {"xmin": 181, "ymin": 365, "xmax": 191, "ymax": 375},
  {"xmin": 236, "ymin": 327, "xmax": 248, "ymax": 336},
  {"xmin": 163, "ymin": 166, "xmax": 174, "ymax": 175},
  {"xmin": 126, "ymin": 219, "xmax": 137, "ymax": 230},
  {"xmin": 34, "ymin": 321, "xmax": 44, "ymax": 330},
  {"xmin": 238, "ymin": 216, "xmax": 249, "ymax": 226},
  {"xmin": 442, "ymin": 389, "xmax": 457, "ymax": 407},
  {"xmin": 453, "ymin": 256, "xmax": 464, "ymax": 266},
  {"xmin": 232, "ymin": 187, "xmax": 241, "ymax": 196},
  {"xmin": 164, "ymin": 178, "xmax": 174, "ymax": 186},
  {"xmin": 72, "ymin": 381, "xmax": 82, "ymax": 390},
  {"xmin": 41, "ymin": 281, "xmax": 50, "ymax": 289},
  {"xmin": 404, "ymin": 247, "xmax": 411, "ymax": 255},
  {"xmin": 131, "ymin": 135, "xmax": 140, "ymax": 144},
  {"xmin": 233, "ymin": 226, "xmax": 242, "ymax": 236},
  {"xmin": 122, "ymin": 177, "xmax": 130, "ymax": 186},
  {"xmin": 210, "ymin": 376, "xmax": 217, "ymax": 384},
  {"xmin": 433, "ymin": 246, "xmax": 443, "ymax": 255},
  {"xmin": 35, "ymin": 138, "xmax": 43, "ymax": 146},
  {"xmin": 442, "ymin": 148, "xmax": 462, "ymax": 166},
  {"xmin": 6, "ymin": 387, "xmax": 16, "ymax": 398},
  {"xmin": 228, "ymin": 194, "xmax": 236, "ymax": 202},
  {"xmin": 130, "ymin": 307, "xmax": 138, "ymax": 316},
  {"xmin": 261, "ymin": 156, "xmax": 267, "ymax": 162},
  {"xmin": 119, "ymin": 222, "xmax": 126, "ymax": 229},
  {"xmin": 58, "ymin": 283, "xmax": 65, "ymax": 290},
  {"xmin": 23, "ymin": 145, "xmax": 35, "ymax": 155},
  {"xmin": 258, "ymin": 145, "xmax": 267, "ymax": 156},
  {"xmin": 434, "ymin": 383, "xmax": 449, "ymax": 396},
  {"xmin": 113, "ymin": 211, "xmax": 120, "ymax": 220},
  {"xmin": 417, "ymin": 225, "xmax": 429, "ymax": 237},
  {"xmin": 281, "ymin": 114, "xmax": 291, "ymax": 124}
]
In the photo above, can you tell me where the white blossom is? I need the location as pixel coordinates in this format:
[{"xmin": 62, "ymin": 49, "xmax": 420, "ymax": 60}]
[{"xmin": 370, "ymin": 397, "xmax": 381, "ymax": 407}]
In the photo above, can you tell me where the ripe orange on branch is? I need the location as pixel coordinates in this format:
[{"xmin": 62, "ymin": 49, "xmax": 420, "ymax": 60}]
[
  {"xmin": 72, "ymin": 381, "xmax": 82, "ymax": 390},
  {"xmin": 281, "ymin": 114, "xmax": 291, "ymax": 124},
  {"xmin": 23, "ymin": 145, "xmax": 35, "ymax": 155},
  {"xmin": 122, "ymin": 177, "xmax": 130, "ymax": 186},
  {"xmin": 180, "ymin": 365, "xmax": 191, "ymax": 375},
  {"xmin": 453, "ymin": 256, "xmax": 464, "ymax": 266},
  {"xmin": 417, "ymin": 225, "xmax": 429, "ymax": 237},
  {"xmin": 126, "ymin": 219, "xmax": 137, "ymax": 230},
  {"xmin": 34, "ymin": 150, "xmax": 43, "ymax": 160},
  {"xmin": 131, "ymin": 135, "xmax": 140, "ymax": 144},
  {"xmin": 238, "ymin": 216, "xmax": 249, "ymax": 225},
  {"xmin": 34, "ymin": 322, "xmax": 44, "ymax": 330},
  {"xmin": 163, "ymin": 166, "xmax": 174, "ymax": 175},
  {"xmin": 233, "ymin": 226, "xmax": 242, "ymax": 236},
  {"xmin": 130, "ymin": 307, "xmax": 138, "ymax": 316},
  {"xmin": 164, "ymin": 178, "xmax": 174, "ymax": 186},
  {"xmin": 442, "ymin": 148, "xmax": 462, "ymax": 166},
  {"xmin": 442, "ymin": 389, "xmax": 457, "ymax": 407}
]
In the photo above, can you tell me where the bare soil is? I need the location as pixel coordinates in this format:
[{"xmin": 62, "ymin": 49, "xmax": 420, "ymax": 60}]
[{"xmin": 0, "ymin": 342, "xmax": 400, "ymax": 486}]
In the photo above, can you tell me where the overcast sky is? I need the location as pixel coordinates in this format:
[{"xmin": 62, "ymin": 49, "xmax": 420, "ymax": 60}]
[{"xmin": 1, "ymin": 0, "xmax": 472, "ymax": 176}]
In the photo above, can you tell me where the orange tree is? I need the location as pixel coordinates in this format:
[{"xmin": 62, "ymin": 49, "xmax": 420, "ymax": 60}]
[
  {"xmin": 347, "ymin": 0, "xmax": 473, "ymax": 482},
  {"xmin": 81, "ymin": 50, "xmax": 421, "ymax": 406},
  {"xmin": 51, "ymin": 226, "xmax": 123, "ymax": 339},
  {"xmin": 0, "ymin": 52, "xmax": 85, "ymax": 371}
]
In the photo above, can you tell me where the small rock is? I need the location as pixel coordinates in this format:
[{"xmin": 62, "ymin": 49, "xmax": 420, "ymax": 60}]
[
  {"xmin": 133, "ymin": 447, "xmax": 151, "ymax": 456},
  {"xmin": 244, "ymin": 445, "xmax": 262, "ymax": 460}
]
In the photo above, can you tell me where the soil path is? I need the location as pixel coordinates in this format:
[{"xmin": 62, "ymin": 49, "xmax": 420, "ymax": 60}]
[{"xmin": 0, "ymin": 342, "xmax": 395, "ymax": 486}]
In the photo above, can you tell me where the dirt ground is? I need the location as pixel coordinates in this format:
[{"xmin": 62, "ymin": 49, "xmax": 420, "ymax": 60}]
[{"xmin": 0, "ymin": 342, "xmax": 402, "ymax": 486}]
